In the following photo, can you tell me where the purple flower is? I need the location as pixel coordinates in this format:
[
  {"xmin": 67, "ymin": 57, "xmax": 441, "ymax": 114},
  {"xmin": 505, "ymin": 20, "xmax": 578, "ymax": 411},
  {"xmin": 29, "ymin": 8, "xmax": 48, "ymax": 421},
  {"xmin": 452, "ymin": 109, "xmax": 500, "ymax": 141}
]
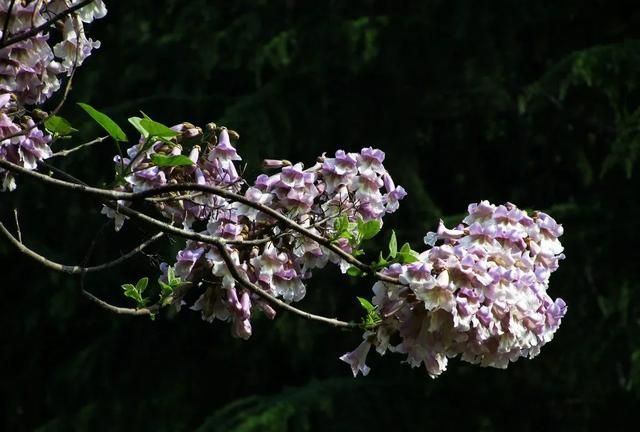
[
  {"xmin": 340, "ymin": 340, "xmax": 372, "ymax": 377},
  {"xmin": 210, "ymin": 129, "xmax": 241, "ymax": 165},
  {"xmin": 357, "ymin": 147, "xmax": 385, "ymax": 175}
]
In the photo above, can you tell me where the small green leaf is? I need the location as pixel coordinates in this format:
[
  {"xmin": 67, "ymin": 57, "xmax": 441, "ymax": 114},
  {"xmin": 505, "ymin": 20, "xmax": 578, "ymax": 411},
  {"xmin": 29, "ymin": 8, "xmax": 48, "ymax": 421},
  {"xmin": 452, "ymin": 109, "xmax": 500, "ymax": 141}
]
[
  {"xmin": 338, "ymin": 231, "xmax": 355, "ymax": 241},
  {"xmin": 352, "ymin": 248, "xmax": 365, "ymax": 257},
  {"xmin": 128, "ymin": 116, "xmax": 148, "ymax": 138},
  {"xmin": 400, "ymin": 242, "xmax": 412, "ymax": 254},
  {"xmin": 397, "ymin": 242, "xmax": 420, "ymax": 263},
  {"xmin": 121, "ymin": 283, "xmax": 136, "ymax": 292},
  {"xmin": 358, "ymin": 219, "xmax": 382, "ymax": 240},
  {"xmin": 159, "ymin": 281, "xmax": 174, "ymax": 297},
  {"xmin": 167, "ymin": 266, "xmax": 176, "ymax": 285},
  {"xmin": 78, "ymin": 103, "xmax": 127, "ymax": 141},
  {"xmin": 357, "ymin": 297, "xmax": 375, "ymax": 313},
  {"xmin": 388, "ymin": 230, "xmax": 397, "ymax": 258},
  {"xmin": 398, "ymin": 251, "xmax": 420, "ymax": 263},
  {"xmin": 357, "ymin": 297, "xmax": 381, "ymax": 329},
  {"xmin": 346, "ymin": 266, "xmax": 364, "ymax": 277},
  {"xmin": 373, "ymin": 252, "xmax": 388, "ymax": 269},
  {"xmin": 44, "ymin": 115, "xmax": 77, "ymax": 136},
  {"xmin": 122, "ymin": 283, "xmax": 143, "ymax": 304},
  {"xmin": 399, "ymin": 253, "xmax": 419, "ymax": 263},
  {"xmin": 334, "ymin": 216, "xmax": 349, "ymax": 234},
  {"xmin": 140, "ymin": 117, "xmax": 178, "ymax": 138},
  {"xmin": 151, "ymin": 154, "xmax": 194, "ymax": 167},
  {"xmin": 135, "ymin": 277, "xmax": 149, "ymax": 293}
]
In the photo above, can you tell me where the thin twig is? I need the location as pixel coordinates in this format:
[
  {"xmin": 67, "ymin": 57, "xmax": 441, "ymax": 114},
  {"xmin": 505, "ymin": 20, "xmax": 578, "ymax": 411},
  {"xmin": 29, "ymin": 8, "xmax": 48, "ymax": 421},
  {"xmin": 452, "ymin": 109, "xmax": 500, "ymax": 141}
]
[
  {"xmin": 81, "ymin": 289, "xmax": 157, "ymax": 316},
  {"xmin": 38, "ymin": 160, "xmax": 87, "ymax": 184},
  {"xmin": 0, "ymin": 0, "xmax": 96, "ymax": 49},
  {"xmin": 51, "ymin": 136, "xmax": 108, "ymax": 158},
  {"xmin": 1, "ymin": 0, "xmax": 17, "ymax": 46},
  {"xmin": 0, "ymin": 222, "xmax": 164, "ymax": 274},
  {"xmin": 146, "ymin": 192, "xmax": 203, "ymax": 203},
  {"xmin": 77, "ymin": 219, "xmax": 159, "ymax": 316},
  {"xmin": 12, "ymin": 208, "xmax": 21, "ymax": 243}
]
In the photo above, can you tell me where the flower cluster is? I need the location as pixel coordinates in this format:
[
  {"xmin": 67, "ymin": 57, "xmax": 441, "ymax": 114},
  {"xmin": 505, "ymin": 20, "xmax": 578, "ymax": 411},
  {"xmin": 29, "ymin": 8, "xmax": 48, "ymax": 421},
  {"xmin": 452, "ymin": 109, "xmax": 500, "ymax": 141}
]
[
  {"xmin": 340, "ymin": 201, "xmax": 566, "ymax": 378},
  {"xmin": 103, "ymin": 122, "xmax": 406, "ymax": 339},
  {"xmin": 0, "ymin": 93, "xmax": 51, "ymax": 190},
  {"xmin": 0, "ymin": 0, "xmax": 106, "ymax": 190}
]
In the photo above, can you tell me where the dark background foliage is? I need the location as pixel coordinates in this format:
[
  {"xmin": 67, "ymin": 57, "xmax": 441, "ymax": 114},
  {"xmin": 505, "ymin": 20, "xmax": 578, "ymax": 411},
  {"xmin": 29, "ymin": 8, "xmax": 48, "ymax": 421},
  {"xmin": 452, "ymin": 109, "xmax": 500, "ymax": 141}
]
[{"xmin": 2, "ymin": 0, "xmax": 640, "ymax": 430}]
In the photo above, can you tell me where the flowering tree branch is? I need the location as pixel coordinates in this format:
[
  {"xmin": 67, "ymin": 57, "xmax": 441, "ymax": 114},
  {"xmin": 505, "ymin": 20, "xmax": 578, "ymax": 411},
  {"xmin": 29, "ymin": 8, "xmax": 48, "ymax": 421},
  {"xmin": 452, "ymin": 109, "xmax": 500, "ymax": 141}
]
[
  {"xmin": 0, "ymin": 0, "xmax": 568, "ymax": 378},
  {"xmin": 0, "ymin": 0, "xmax": 96, "ymax": 49},
  {"xmin": 0, "ymin": 158, "xmax": 401, "ymax": 284},
  {"xmin": 0, "ymin": 158, "xmax": 361, "ymax": 328}
]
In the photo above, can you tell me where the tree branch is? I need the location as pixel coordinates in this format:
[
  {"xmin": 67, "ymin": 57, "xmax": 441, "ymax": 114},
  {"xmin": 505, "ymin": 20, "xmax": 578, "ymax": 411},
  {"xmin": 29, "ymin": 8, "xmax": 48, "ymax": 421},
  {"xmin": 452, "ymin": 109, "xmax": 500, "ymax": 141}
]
[
  {"xmin": 0, "ymin": 158, "xmax": 400, "ymax": 284},
  {"xmin": 81, "ymin": 289, "xmax": 158, "ymax": 316},
  {"xmin": 0, "ymin": 163, "xmax": 362, "ymax": 328},
  {"xmin": 0, "ymin": 221, "xmax": 164, "ymax": 274},
  {"xmin": 0, "ymin": 0, "xmax": 17, "ymax": 46}
]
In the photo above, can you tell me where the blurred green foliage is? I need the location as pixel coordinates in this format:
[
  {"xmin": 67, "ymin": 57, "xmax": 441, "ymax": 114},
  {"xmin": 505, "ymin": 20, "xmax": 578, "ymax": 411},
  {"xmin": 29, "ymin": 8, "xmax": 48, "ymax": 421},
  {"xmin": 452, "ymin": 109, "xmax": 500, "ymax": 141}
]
[{"xmin": 2, "ymin": 0, "xmax": 640, "ymax": 430}]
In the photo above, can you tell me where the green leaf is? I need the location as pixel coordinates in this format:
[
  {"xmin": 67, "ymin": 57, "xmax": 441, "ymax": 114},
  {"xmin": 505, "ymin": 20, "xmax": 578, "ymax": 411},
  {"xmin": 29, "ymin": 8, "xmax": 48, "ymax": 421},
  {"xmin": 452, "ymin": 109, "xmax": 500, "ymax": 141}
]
[
  {"xmin": 397, "ymin": 242, "xmax": 420, "ymax": 263},
  {"xmin": 357, "ymin": 297, "xmax": 381, "ymax": 329},
  {"xmin": 135, "ymin": 277, "xmax": 149, "ymax": 293},
  {"xmin": 388, "ymin": 230, "xmax": 397, "ymax": 258},
  {"xmin": 78, "ymin": 103, "xmax": 127, "ymax": 141},
  {"xmin": 373, "ymin": 252, "xmax": 388, "ymax": 269},
  {"xmin": 122, "ymin": 283, "xmax": 143, "ymax": 304},
  {"xmin": 151, "ymin": 154, "xmax": 194, "ymax": 167},
  {"xmin": 346, "ymin": 266, "xmax": 364, "ymax": 277},
  {"xmin": 167, "ymin": 266, "xmax": 176, "ymax": 285},
  {"xmin": 400, "ymin": 242, "xmax": 412, "ymax": 254},
  {"xmin": 338, "ymin": 231, "xmax": 355, "ymax": 241},
  {"xmin": 159, "ymin": 281, "xmax": 174, "ymax": 297},
  {"xmin": 357, "ymin": 297, "xmax": 375, "ymax": 313},
  {"xmin": 334, "ymin": 216, "xmax": 349, "ymax": 234},
  {"xmin": 358, "ymin": 219, "xmax": 382, "ymax": 240},
  {"xmin": 140, "ymin": 117, "xmax": 179, "ymax": 138},
  {"xmin": 128, "ymin": 116, "xmax": 148, "ymax": 138},
  {"xmin": 44, "ymin": 115, "xmax": 77, "ymax": 136},
  {"xmin": 398, "ymin": 252, "xmax": 420, "ymax": 263}
]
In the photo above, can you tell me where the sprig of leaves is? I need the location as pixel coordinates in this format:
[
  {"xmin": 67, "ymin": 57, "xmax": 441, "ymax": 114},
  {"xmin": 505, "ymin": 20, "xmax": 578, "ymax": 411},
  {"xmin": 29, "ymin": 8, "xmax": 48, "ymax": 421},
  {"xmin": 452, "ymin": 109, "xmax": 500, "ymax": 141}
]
[
  {"xmin": 121, "ymin": 267, "xmax": 185, "ymax": 312},
  {"xmin": 158, "ymin": 266, "xmax": 184, "ymax": 305},
  {"xmin": 121, "ymin": 277, "xmax": 149, "ymax": 308},
  {"xmin": 357, "ymin": 297, "xmax": 381, "ymax": 329},
  {"xmin": 367, "ymin": 230, "xmax": 421, "ymax": 274}
]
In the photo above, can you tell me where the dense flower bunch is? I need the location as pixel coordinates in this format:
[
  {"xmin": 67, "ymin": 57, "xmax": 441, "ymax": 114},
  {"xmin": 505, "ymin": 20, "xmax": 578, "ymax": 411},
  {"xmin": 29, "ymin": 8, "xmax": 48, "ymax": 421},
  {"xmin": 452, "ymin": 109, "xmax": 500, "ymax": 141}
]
[
  {"xmin": 0, "ymin": 0, "xmax": 106, "ymax": 190},
  {"xmin": 103, "ymin": 122, "xmax": 406, "ymax": 338},
  {"xmin": 341, "ymin": 201, "xmax": 566, "ymax": 377}
]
